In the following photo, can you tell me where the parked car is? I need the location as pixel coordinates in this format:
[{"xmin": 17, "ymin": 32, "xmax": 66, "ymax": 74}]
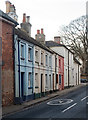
[{"xmin": 80, "ymin": 79, "xmax": 88, "ymax": 83}]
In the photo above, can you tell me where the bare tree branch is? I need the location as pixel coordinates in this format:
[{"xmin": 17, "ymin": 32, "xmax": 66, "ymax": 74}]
[{"xmin": 59, "ymin": 16, "xmax": 88, "ymax": 74}]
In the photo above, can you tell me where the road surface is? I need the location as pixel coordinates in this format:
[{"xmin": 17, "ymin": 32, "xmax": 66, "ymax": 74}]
[{"xmin": 3, "ymin": 84, "xmax": 88, "ymax": 119}]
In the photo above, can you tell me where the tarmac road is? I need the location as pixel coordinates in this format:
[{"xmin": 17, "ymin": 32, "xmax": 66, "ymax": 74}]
[{"xmin": 3, "ymin": 84, "xmax": 88, "ymax": 119}]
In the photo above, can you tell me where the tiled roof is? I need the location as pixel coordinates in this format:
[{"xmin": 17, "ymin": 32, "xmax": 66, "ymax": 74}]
[
  {"xmin": 0, "ymin": 9, "xmax": 18, "ymax": 25},
  {"xmin": 15, "ymin": 28, "xmax": 54, "ymax": 54},
  {"xmin": 46, "ymin": 41, "xmax": 74, "ymax": 54}
]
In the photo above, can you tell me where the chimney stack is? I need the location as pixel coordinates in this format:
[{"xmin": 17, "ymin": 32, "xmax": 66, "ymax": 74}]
[
  {"xmin": 23, "ymin": 13, "xmax": 26, "ymax": 23},
  {"xmin": 20, "ymin": 13, "xmax": 32, "ymax": 37},
  {"xmin": 41, "ymin": 28, "xmax": 43, "ymax": 34},
  {"xmin": 5, "ymin": 1, "xmax": 11, "ymax": 13},
  {"xmin": 54, "ymin": 36, "xmax": 61, "ymax": 44},
  {"xmin": 26, "ymin": 16, "xmax": 30, "ymax": 23},
  {"xmin": 35, "ymin": 28, "xmax": 45, "ymax": 44},
  {"xmin": 37, "ymin": 30, "xmax": 40, "ymax": 34},
  {"xmin": 5, "ymin": 1, "xmax": 18, "ymax": 22}
]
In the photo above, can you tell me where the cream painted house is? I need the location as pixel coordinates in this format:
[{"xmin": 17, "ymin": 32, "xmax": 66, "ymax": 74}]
[
  {"xmin": 34, "ymin": 29, "xmax": 55, "ymax": 98},
  {"xmin": 46, "ymin": 38, "xmax": 77, "ymax": 87},
  {"xmin": 73, "ymin": 58, "xmax": 81, "ymax": 85}
]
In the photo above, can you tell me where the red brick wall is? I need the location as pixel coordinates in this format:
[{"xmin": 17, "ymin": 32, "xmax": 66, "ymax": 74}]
[{"xmin": 1, "ymin": 20, "xmax": 14, "ymax": 106}]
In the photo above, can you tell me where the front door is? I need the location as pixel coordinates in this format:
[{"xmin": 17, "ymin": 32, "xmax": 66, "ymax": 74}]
[
  {"xmin": 41, "ymin": 74, "xmax": 43, "ymax": 93},
  {"xmin": 21, "ymin": 72, "xmax": 24, "ymax": 97},
  {"xmin": 53, "ymin": 74, "xmax": 54, "ymax": 90},
  {"xmin": 49, "ymin": 75, "xmax": 51, "ymax": 90}
]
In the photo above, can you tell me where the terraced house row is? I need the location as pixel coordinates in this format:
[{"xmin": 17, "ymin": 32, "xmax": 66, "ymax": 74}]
[{"xmin": 0, "ymin": 1, "xmax": 81, "ymax": 106}]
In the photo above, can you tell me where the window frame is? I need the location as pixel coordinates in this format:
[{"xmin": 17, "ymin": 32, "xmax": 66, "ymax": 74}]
[
  {"xmin": 28, "ymin": 72, "xmax": 32, "ymax": 88},
  {"xmin": 41, "ymin": 52, "xmax": 44, "ymax": 65},
  {"xmin": 59, "ymin": 74, "xmax": 61, "ymax": 85},
  {"xmin": 28, "ymin": 47, "xmax": 32, "ymax": 61},
  {"xmin": 20, "ymin": 43, "xmax": 25, "ymax": 60},
  {"xmin": 45, "ymin": 54, "xmax": 48, "ymax": 66},
  {"xmin": 35, "ymin": 50, "xmax": 39, "ymax": 63}
]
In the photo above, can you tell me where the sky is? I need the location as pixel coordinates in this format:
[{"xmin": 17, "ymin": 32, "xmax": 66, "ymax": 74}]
[{"xmin": 0, "ymin": 0, "xmax": 87, "ymax": 41}]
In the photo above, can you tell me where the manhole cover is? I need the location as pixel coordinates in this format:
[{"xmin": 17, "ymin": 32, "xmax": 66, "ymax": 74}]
[{"xmin": 47, "ymin": 99, "xmax": 73, "ymax": 105}]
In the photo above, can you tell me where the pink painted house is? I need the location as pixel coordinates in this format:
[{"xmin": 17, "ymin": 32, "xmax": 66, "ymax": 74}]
[{"xmin": 58, "ymin": 55, "xmax": 64, "ymax": 90}]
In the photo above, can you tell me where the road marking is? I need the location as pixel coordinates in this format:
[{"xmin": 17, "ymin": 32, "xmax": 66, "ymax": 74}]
[
  {"xmin": 81, "ymin": 96, "xmax": 88, "ymax": 101},
  {"xmin": 62, "ymin": 103, "xmax": 77, "ymax": 113},
  {"xmin": 47, "ymin": 99, "xmax": 73, "ymax": 105}
]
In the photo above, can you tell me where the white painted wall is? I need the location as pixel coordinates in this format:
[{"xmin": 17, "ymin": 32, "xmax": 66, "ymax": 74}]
[
  {"xmin": 50, "ymin": 46, "xmax": 75, "ymax": 87},
  {"xmin": 34, "ymin": 45, "xmax": 54, "ymax": 94},
  {"xmin": 73, "ymin": 61, "xmax": 81, "ymax": 85}
]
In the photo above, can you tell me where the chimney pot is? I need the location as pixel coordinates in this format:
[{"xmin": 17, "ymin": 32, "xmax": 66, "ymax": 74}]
[
  {"xmin": 37, "ymin": 30, "xmax": 40, "ymax": 34},
  {"xmin": 23, "ymin": 13, "xmax": 26, "ymax": 23},
  {"xmin": 41, "ymin": 28, "xmax": 43, "ymax": 34},
  {"xmin": 54, "ymin": 36, "xmax": 61, "ymax": 44},
  {"xmin": 26, "ymin": 16, "xmax": 30, "ymax": 23}
]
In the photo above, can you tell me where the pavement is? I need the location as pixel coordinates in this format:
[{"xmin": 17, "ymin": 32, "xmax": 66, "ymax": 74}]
[{"xmin": 2, "ymin": 83, "xmax": 86, "ymax": 118}]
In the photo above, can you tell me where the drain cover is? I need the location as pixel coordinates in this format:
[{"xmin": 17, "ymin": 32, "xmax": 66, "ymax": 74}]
[{"xmin": 47, "ymin": 99, "xmax": 73, "ymax": 105}]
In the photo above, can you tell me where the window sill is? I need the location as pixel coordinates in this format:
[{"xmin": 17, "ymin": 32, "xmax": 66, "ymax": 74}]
[
  {"xmin": 21, "ymin": 58, "xmax": 25, "ymax": 60},
  {"xmin": 35, "ymin": 61, "xmax": 39, "ymax": 64},
  {"xmin": 28, "ymin": 87, "xmax": 33, "ymax": 89},
  {"xmin": 35, "ymin": 86, "xmax": 39, "ymax": 88},
  {"xmin": 28, "ymin": 60, "xmax": 33, "ymax": 62}
]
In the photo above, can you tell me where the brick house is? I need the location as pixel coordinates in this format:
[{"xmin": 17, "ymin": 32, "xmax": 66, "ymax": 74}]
[{"xmin": 0, "ymin": 10, "xmax": 18, "ymax": 106}]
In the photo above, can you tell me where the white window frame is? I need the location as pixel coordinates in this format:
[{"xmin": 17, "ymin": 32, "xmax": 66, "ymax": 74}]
[
  {"xmin": 21, "ymin": 44, "xmax": 24, "ymax": 59},
  {"xmin": 28, "ymin": 47, "xmax": 32, "ymax": 61}
]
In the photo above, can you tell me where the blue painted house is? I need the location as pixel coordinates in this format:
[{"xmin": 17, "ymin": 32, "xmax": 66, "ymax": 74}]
[{"xmin": 14, "ymin": 29, "xmax": 35, "ymax": 104}]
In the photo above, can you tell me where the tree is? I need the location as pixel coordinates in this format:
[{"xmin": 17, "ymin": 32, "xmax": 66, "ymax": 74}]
[{"xmin": 60, "ymin": 16, "xmax": 88, "ymax": 74}]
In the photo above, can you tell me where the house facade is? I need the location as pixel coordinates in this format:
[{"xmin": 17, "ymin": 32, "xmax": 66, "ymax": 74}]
[
  {"xmin": 14, "ymin": 29, "xmax": 34, "ymax": 104},
  {"xmin": 54, "ymin": 53, "xmax": 64, "ymax": 91},
  {"xmin": 34, "ymin": 29, "xmax": 55, "ymax": 98},
  {"xmin": 0, "ymin": 9, "xmax": 18, "ymax": 106},
  {"xmin": 46, "ymin": 37, "xmax": 75, "ymax": 88},
  {"xmin": 58, "ymin": 55, "xmax": 64, "ymax": 90},
  {"xmin": 14, "ymin": 15, "xmax": 56, "ymax": 103},
  {"xmin": 73, "ymin": 58, "xmax": 81, "ymax": 85}
]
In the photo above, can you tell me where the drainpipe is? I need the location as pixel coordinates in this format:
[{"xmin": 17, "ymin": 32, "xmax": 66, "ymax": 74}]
[
  {"xmin": 13, "ymin": 27, "xmax": 16, "ymax": 103},
  {"xmin": 18, "ymin": 39, "xmax": 21, "ymax": 98},
  {"xmin": 0, "ymin": 37, "xmax": 2, "ymax": 120},
  {"xmin": 55, "ymin": 55, "xmax": 57, "ymax": 90},
  {"xmin": 68, "ymin": 51, "xmax": 69, "ymax": 87}
]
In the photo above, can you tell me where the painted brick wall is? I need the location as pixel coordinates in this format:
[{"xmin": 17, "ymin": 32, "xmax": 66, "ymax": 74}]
[
  {"xmin": 1, "ymin": 20, "xmax": 14, "ymax": 106},
  {"xmin": 58, "ymin": 55, "xmax": 64, "ymax": 90}
]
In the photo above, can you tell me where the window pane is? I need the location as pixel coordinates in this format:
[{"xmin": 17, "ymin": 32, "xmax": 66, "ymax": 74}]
[
  {"xmin": 21, "ymin": 44, "xmax": 24, "ymax": 58},
  {"xmin": 35, "ymin": 50, "xmax": 39, "ymax": 62},
  {"xmin": 59, "ymin": 74, "xmax": 61, "ymax": 84},
  {"xmin": 28, "ymin": 73, "xmax": 31, "ymax": 87},
  {"xmin": 45, "ymin": 74, "xmax": 47, "ymax": 85},
  {"xmin": 46, "ymin": 55, "xmax": 48, "ymax": 65},
  {"xmin": 35, "ymin": 73, "xmax": 38, "ymax": 86},
  {"xmin": 41, "ymin": 52, "xmax": 43, "ymax": 65},
  {"xmin": 28, "ymin": 48, "xmax": 31, "ymax": 60}
]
